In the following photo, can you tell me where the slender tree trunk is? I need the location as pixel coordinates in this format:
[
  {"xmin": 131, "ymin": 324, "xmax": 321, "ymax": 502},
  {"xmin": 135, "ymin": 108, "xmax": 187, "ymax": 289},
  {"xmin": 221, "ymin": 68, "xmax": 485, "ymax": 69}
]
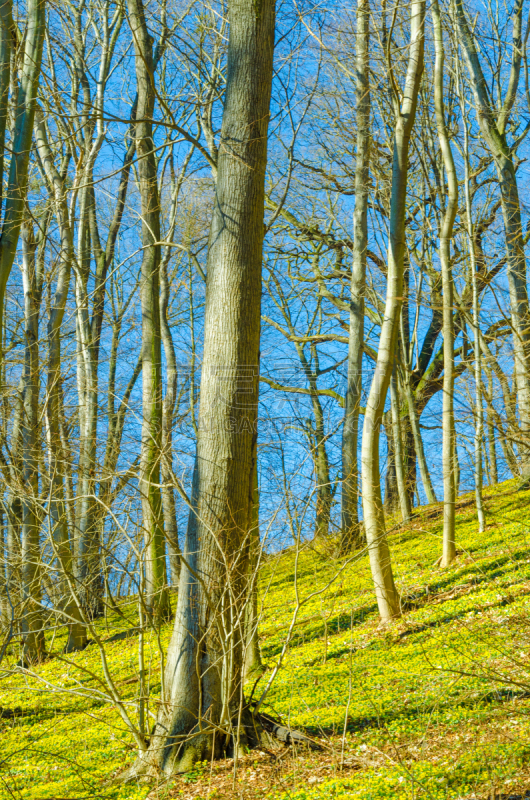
[
  {"xmin": 20, "ymin": 222, "xmax": 45, "ymax": 662},
  {"xmin": 128, "ymin": 0, "xmax": 170, "ymax": 622},
  {"xmin": 243, "ymin": 443, "xmax": 263, "ymax": 681},
  {"xmin": 432, "ymin": 0, "xmax": 458, "ymax": 564},
  {"xmin": 310, "ymin": 389, "xmax": 332, "ymax": 538},
  {"xmin": 124, "ymin": 0, "xmax": 275, "ymax": 777},
  {"xmin": 160, "ymin": 244, "xmax": 180, "ymax": 589},
  {"xmin": 404, "ymin": 376, "xmax": 437, "ymax": 505},
  {"xmin": 6, "ymin": 392, "xmax": 23, "ymax": 641},
  {"xmin": 0, "ymin": 0, "xmax": 45, "ymax": 353},
  {"xmin": 341, "ymin": 0, "xmax": 369, "ymax": 553},
  {"xmin": 390, "ymin": 367, "xmax": 410, "ymax": 522},
  {"xmin": 361, "ymin": 0, "xmax": 424, "ymax": 621},
  {"xmin": 35, "ymin": 110, "xmax": 86, "ymax": 652},
  {"xmin": 455, "ymin": 0, "xmax": 530, "ymax": 479},
  {"xmin": 383, "ymin": 410, "xmax": 399, "ymax": 515},
  {"xmin": 459, "ymin": 90, "xmax": 486, "ymax": 532},
  {"xmin": 485, "ymin": 367, "xmax": 498, "ymax": 484}
]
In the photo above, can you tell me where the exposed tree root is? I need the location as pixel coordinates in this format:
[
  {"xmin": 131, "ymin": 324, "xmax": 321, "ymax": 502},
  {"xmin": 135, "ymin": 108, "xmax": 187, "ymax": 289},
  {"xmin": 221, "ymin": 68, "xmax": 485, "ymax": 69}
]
[{"xmin": 112, "ymin": 707, "xmax": 322, "ymax": 785}]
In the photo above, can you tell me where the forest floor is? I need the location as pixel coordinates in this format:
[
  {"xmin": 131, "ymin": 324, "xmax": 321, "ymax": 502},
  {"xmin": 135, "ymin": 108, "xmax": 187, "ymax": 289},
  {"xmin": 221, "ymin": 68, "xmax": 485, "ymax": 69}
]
[{"xmin": 2, "ymin": 479, "xmax": 530, "ymax": 800}]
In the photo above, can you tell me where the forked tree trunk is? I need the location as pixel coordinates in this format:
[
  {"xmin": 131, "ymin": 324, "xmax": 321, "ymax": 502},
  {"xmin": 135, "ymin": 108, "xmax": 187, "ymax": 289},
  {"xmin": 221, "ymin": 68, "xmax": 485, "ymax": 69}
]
[
  {"xmin": 341, "ymin": 0, "xmax": 369, "ymax": 553},
  {"xmin": 121, "ymin": 0, "xmax": 275, "ymax": 778},
  {"xmin": 128, "ymin": 0, "xmax": 170, "ymax": 622},
  {"xmin": 432, "ymin": 0, "xmax": 458, "ymax": 566},
  {"xmin": 361, "ymin": 0, "xmax": 424, "ymax": 621}
]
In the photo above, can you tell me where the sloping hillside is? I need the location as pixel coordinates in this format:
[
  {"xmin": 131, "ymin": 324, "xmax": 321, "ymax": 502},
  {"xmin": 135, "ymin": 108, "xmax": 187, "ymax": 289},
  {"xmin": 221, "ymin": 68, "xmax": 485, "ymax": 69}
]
[{"xmin": 2, "ymin": 480, "xmax": 530, "ymax": 799}]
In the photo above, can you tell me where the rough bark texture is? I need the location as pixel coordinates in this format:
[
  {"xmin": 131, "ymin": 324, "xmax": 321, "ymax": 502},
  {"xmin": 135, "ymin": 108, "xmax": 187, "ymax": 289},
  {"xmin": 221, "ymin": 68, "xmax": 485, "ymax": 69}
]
[
  {"xmin": 361, "ymin": 0, "xmax": 424, "ymax": 621},
  {"xmin": 121, "ymin": 0, "xmax": 275, "ymax": 779}
]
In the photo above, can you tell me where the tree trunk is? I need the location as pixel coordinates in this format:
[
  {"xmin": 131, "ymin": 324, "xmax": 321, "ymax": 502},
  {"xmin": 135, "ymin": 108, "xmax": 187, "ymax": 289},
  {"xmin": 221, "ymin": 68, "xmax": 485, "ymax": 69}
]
[
  {"xmin": 432, "ymin": 0, "xmax": 458, "ymax": 565},
  {"xmin": 361, "ymin": 0, "xmax": 424, "ymax": 621},
  {"xmin": 243, "ymin": 444, "xmax": 263, "ymax": 681},
  {"xmin": 390, "ymin": 367, "xmax": 410, "ymax": 522},
  {"xmin": 485, "ymin": 367, "xmax": 498, "ymax": 484},
  {"xmin": 20, "ymin": 222, "xmax": 45, "ymax": 662},
  {"xmin": 128, "ymin": 0, "xmax": 170, "ymax": 622},
  {"xmin": 458, "ymin": 76, "xmax": 486, "ymax": 532},
  {"xmin": 404, "ymin": 376, "xmax": 437, "ymax": 505},
  {"xmin": 35, "ymin": 109, "xmax": 86, "ymax": 653},
  {"xmin": 0, "ymin": 0, "xmax": 45, "ymax": 354},
  {"xmin": 160, "ymin": 240, "xmax": 180, "ymax": 589},
  {"xmin": 455, "ymin": 0, "xmax": 530, "ymax": 479},
  {"xmin": 122, "ymin": 0, "xmax": 275, "ymax": 777},
  {"xmin": 383, "ymin": 410, "xmax": 399, "ymax": 515},
  {"xmin": 341, "ymin": 0, "xmax": 369, "ymax": 553}
]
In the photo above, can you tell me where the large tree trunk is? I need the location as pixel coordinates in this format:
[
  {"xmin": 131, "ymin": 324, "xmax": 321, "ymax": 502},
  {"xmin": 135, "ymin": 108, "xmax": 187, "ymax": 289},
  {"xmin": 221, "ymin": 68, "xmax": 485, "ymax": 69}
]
[
  {"xmin": 122, "ymin": 0, "xmax": 275, "ymax": 778},
  {"xmin": 361, "ymin": 0, "xmax": 424, "ymax": 621},
  {"xmin": 128, "ymin": 0, "xmax": 170, "ymax": 622},
  {"xmin": 341, "ymin": 0, "xmax": 369, "ymax": 553},
  {"xmin": 432, "ymin": 0, "xmax": 458, "ymax": 565}
]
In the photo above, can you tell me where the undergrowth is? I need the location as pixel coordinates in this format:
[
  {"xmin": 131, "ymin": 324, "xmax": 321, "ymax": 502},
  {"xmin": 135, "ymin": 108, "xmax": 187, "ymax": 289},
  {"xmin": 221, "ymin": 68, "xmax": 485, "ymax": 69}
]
[{"xmin": 2, "ymin": 479, "xmax": 530, "ymax": 799}]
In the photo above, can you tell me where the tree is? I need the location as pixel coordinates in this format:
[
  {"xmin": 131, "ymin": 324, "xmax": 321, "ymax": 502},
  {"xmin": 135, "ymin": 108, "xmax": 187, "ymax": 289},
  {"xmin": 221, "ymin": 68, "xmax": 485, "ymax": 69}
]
[
  {"xmin": 455, "ymin": 0, "xmax": 530, "ymax": 480},
  {"xmin": 122, "ymin": 0, "xmax": 275, "ymax": 776},
  {"xmin": 361, "ymin": 0, "xmax": 425, "ymax": 621},
  {"xmin": 341, "ymin": 0, "xmax": 370, "ymax": 554},
  {"xmin": 432, "ymin": 0, "xmax": 459, "ymax": 563},
  {"xmin": 128, "ymin": 0, "xmax": 171, "ymax": 622}
]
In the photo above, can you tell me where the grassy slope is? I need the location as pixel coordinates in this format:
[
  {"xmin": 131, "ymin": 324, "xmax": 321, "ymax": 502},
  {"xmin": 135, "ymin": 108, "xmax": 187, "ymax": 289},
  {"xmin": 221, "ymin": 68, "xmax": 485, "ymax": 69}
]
[{"xmin": 2, "ymin": 480, "xmax": 530, "ymax": 799}]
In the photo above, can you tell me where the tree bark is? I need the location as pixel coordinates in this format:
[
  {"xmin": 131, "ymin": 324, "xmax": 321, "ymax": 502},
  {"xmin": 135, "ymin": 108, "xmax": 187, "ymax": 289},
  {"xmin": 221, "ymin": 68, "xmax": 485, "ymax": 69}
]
[
  {"xmin": 160, "ymin": 233, "xmax": 181, "ymax": 589},
  {"xmin": 128, "ymin": 0, "xmax": 170, "ymax": 622},
  {"xmin": 361, "ymin": 0, "xmax": 424, "ymax": 621},
  {"xmin": 341, "ymin": 0, "xmax": 369, "ymax": 553},
  {"xmin": 390, "ymin": 367, "xmax": 410, "ymax": 522},
  {"xmin": 455, "ymin": 0, "xmax": 530, "ymax": 479},
  {"xmin": 35, "ymin": 109, "xmax": 86, "ymax": 653},
  {"xmin": 20, "ymin": 221, "xmax": 46, "ymax": 662},
  {"xmin": 0, "ymin": 0, "xmax": 45, "ymax": 355},
  {"xmin": 432, "ymin": 0, "xmax": 458, "ymax": 565},
  {"xmin": 123, "ymin": 0, "xmax": 275, "ymax": 777}
]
